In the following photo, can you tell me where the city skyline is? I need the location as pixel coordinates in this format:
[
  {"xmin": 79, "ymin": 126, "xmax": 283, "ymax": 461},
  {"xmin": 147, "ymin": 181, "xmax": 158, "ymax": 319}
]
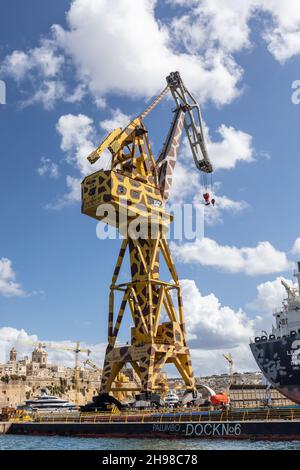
[{"xmin": 1, "ymin": 0, "xmax": 300, "ymax": 376}]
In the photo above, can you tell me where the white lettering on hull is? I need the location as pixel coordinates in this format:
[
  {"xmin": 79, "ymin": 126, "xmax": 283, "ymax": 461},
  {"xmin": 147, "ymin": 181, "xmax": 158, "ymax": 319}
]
[
  {"xmin": 186, "ymin": 423, "xmax": 242, "ymax": 437},
  {"xmin": 152, "ymin": 422, "xmax": 242, "ymax": 437}
]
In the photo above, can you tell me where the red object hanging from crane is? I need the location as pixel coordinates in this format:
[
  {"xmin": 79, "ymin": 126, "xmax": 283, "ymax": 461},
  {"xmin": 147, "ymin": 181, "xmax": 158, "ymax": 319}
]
[{"xmin": 203, "ymin": 192, "xmax": 210, "ymax": 205}]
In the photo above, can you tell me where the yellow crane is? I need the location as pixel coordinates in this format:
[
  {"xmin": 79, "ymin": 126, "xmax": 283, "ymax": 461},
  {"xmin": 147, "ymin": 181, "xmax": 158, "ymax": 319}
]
[
  {"xmin": 84, "ymin": 359, "xmax": 140, "ymax": 401},
  {"xmin": 82, "ymin": 71, "xmax": 213, "ymax": 401},
  {"xmin": 223, "ymin": 353, "xmax": 234, "ymax": 388},
  {"xmin": 83, "ymin": 358, "xmax": 101, "ymax": 372},
  {"xmin": 53, "ymin": 341, "xmax": 91, "ymax": 406}
]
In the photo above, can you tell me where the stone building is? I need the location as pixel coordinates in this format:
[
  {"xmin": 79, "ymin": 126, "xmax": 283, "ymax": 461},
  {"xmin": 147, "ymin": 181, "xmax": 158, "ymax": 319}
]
[
  {"xmin": 9, "ymin": 348, "xmax": 17, "ymax": 362},
  {"xmin": 31, "ymin": 344, "xmax": 48, "ymax": 368}
]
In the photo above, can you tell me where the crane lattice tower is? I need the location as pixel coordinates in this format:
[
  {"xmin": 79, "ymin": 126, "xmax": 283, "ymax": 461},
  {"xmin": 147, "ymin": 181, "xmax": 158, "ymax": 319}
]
[{"xmin": 82, "ymin": 72, "xmax": 213, "ymax": 397}]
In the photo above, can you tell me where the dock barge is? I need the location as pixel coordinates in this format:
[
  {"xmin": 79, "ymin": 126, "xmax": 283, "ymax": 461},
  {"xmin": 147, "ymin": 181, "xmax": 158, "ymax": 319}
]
[{"xmin": 2, "ymin": 407, "xmax": 300, "ymax": 440}]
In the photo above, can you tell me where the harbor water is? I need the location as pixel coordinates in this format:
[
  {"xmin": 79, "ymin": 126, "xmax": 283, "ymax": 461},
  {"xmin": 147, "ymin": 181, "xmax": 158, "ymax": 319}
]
[{"xmin": 1, "ymin": 435, "xmax": 300, "ymax": 450}]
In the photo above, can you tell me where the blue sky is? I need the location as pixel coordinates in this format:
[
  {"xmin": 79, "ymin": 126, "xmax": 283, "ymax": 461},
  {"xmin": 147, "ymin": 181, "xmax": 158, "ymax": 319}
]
[{"xmin": 1, "ymin": 0, "xmax": 300, "ymax": 374}]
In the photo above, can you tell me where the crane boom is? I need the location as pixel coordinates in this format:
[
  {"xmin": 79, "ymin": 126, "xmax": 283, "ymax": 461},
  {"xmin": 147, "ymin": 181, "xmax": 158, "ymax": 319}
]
[
  {"xmin": 166, "ymin": 71, "xmax": 212, "ymax": 174},
  {"xmin": 87, "ymin": 72, "xmax": 213, "ymax": 186},
  {"xmin": 156, "ymin": 106, "xmax": 186, "ymax": 202}
]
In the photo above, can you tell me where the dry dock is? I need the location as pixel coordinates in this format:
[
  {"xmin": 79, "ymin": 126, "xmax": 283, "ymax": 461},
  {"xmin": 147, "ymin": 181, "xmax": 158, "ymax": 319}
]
[
  {"xmin": 3, "ymin": 407, "xmax": 300, "ymax": 440},
  {"xmin": 5, "ymin": 419, "xmax": 300, "ymax": 440}
]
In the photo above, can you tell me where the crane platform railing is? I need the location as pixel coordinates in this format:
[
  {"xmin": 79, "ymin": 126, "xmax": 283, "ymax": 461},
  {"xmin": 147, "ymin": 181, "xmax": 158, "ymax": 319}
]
[{"xmin": 13, "ymin": 406, "xmax": 300, "ymax": 425}]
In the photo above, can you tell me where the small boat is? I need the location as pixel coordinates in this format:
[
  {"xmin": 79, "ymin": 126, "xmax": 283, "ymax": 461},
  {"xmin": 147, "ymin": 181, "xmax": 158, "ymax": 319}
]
[
  {"xmin": 20, "ymin": 389, "xmax": 77, "ymax": 412},
  {"xmin": 164, "ymin": 390, "xmax": 180, "ymax": 407}
]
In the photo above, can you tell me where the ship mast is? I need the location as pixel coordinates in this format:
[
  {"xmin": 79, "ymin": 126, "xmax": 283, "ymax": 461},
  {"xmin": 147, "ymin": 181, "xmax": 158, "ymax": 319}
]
[{"xmin": 294, "ymin": 262, "xmax": 300, "ymax": 295}]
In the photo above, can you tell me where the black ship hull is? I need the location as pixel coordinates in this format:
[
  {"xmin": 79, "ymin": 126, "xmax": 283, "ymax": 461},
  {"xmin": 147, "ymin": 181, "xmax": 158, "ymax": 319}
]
[
  {"xmin": 5, "ymin": 419, "xmax": 300, "ymax": 440},
  {"xmin": 250, "ymin": 333, "xmax": 300, "ymax": 404}
]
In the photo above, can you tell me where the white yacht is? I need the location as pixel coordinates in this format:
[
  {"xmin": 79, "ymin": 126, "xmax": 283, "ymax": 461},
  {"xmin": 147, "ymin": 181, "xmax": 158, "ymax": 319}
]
[
  {"xmin": 164, "ymin": 390, "xmax": 180, "ymax": 407},
  {"xmin": 20, "ymin": 389, "xmax": 77, "ymax": 412}
]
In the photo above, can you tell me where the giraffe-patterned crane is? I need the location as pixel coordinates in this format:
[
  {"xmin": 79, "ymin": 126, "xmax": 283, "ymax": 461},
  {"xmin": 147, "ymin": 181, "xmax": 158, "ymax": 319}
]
[{"xmin": 82, "ymin": 71, "xmax": 213, "ymax": 401}]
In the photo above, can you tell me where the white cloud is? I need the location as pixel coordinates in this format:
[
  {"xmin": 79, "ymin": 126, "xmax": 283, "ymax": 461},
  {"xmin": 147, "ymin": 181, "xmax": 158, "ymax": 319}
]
[
  {"xmin": 202, "ymin": 194, "xmax": 249, "ymax": 226},
  {"xmin": 2, "ymin": 0, "xmax": 300, "ymax": 112},
  {"xmin": 169, "ymin": 0, "xmax": 300, "ymax": 63},
  {"xmin": 0, "ymin": 328, "xmax": 37, "ymax": 363},
  {"xmin": 56, "ymin": 113, "xmax": 96, "ymax": 176},
  {"xmin": 30, "ymin": 80, "xmax": 66, "ymax": 110},
  {"xmin": 0, "ymin": 326, "xmax": 106, "ymax": 368},
  {"xmin": 56, "ymin": 113, "xmax": 111, "ymax": 175},
  {"xmin": 65, "ymin": 83, "xmax": 87, "ymax": 103},
  {"xmin": 30, "ymin": 43, "xmax": 65, "ymax": 77},
  {"xmin": 248, "ymin": 276, "xmax": 293, "ymax": 313},
  {"xmin": 4, "ymin": 272, "xmax": 281, "ymax": 374},
  {"xmin": 207, "ymin": 124, "xmax": 254, "ymax": 170},
  {"xmin": 169, "ymin": 0, "xmax": 253, "ymax": 55},
  {"xmin": 0, "ymin": 41, "xmax": 83, "ymax": 109},
  {"xmin": 37, "ymin": 157, "xmax": 59, "ymax": 179},
  {"xmin": 46, "ymin": 176, "xmax": 81, "ymax": 210},
  {"xmin": 0, "ymin": 258, "xmax": 25, "ymax": 297},
  {"xmin": 0, "ymin": 286, "xmax": 258, "ymax": 376},
  {"xmin": 49, "ymin": 112, "xmax": 121, "ymax": 208},
  {"xmin": 21, "ymin": 80, "xmax": 86, "ymax": 110},
  {"xmin": 260, "ymin": 0, "xmax": 300, "ymax": 62},
  {"xmin": 169, "ymin": 161, "xmax": 200, "ymax": 204},
  {"xmin": 168, "ymin": 121, "xmax": 253, "ymax": 211},
  {"xmin": 292, "ymin": 238, "xmax": 300, "ymax": 256},
  {"xmin": 0, "ymin": 51, "xmax": 31, "ymax": 81},
  {"xmin": 171, "ymin": 237, "xmax": 292, "ymax": 275},
  {"xmin": 168, "ymin": 162, "xmax": 249, "ymax": 226},
  {"xmin": 180, "ymin": 279, "xmax": 255, "ymax": 349},
  {"xmin": 1, "ymin": 42, "xmax": 64, "ymax": 81},
  {"xmin": 51, "ymin": 108, "xmax": 253, "ymax": 212},
  {"xmin": 178, "ymin": 278, "xmax": 260, "ymax": 375},
  {"xmin": 214, "ymin": 196, "xmax": 248, "ymax": 214},
  {"xmin": 191, "ymin": 344, "xmax": 257, "ymax": 376},
  {"xmin": 100, "ymin": 108, "xmax": 131, "ymax": 134},
  {"xmin": 44, "ymin": 113, "xmax": 96, "ymax": 207},
  {"xmin": 50, "ymin": 109, "xmax": 133, "ymax": 208},
  {"xmin": 180, "ymin": 120, "xmax": 254, "ymax": 174},
  {"xmin": 0, "ymin": 324, "xmax": 256, "ymax": 376},
  {"xmin": 52, "ymin": 0, "xmax": 243, "ymax": 106}
]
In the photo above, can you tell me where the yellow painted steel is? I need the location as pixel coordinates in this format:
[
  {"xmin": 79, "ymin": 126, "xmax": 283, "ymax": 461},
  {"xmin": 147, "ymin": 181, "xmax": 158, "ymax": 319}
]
[
  {"xmin": 82, "ymin": 85, "xmax": 196, "ymax": 397},
  {"xmin": 87, "ymin": 127, "xmax": 123, "ymax": 164}
]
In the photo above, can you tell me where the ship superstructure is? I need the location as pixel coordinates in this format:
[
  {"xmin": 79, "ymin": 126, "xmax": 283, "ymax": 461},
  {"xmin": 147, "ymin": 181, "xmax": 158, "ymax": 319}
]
[
  {"xmin": 271, "ymin": 264, "xmax": 300, "ymax": 339},
  {"xmin": 250, "ymin": 262, "xmax": 300, "ymax": 403},
  {"xmin": 21, "ymin": 389, "xmax": 77, "ymax": 412}
]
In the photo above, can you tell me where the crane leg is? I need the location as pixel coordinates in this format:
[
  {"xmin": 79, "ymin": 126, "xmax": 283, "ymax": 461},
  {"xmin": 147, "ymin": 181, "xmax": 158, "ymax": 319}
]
[{"xmin": 99, "ymin": 234, "xmax": 196, "ymax": 397}]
